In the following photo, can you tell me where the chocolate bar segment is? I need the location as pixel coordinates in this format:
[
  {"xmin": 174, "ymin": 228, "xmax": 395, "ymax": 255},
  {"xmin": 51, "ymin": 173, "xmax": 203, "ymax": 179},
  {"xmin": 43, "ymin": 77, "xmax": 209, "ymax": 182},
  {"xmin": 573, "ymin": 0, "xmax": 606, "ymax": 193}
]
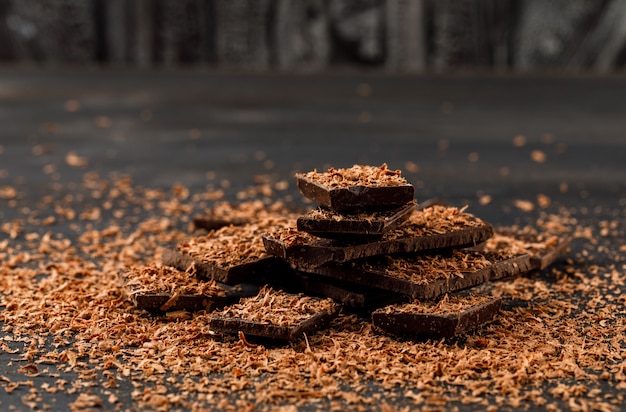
[
  {"xmin": 165, "ymin": 217, "xmax": 294, "ymax": 284},
  {"xmin": 296, "ymin": 201, "xmax": 416, "ymax": 239},
  {"xmin": 295, "ymin": 164, "xmax": 414, "ymax": 211},
  {"xmin": 479, "ymin": 228, "xmax": 571, "ymax": 271},
  {"xmin": 193, "ymin": 200, "xmax": 299, "ymax": 231},
  {"xmin": 304, "ymin": 250, "xmax": 531, "ymax": 300},
  {"xmin": 372, "ymin": 294, "xmax": 502, "ymax": 338},
  {"xmin": 162, "ymin": 248, "xmax": 288, "ymax": 285},
  {"xmin": 122, "ymin": 264, "xmax": 230, "ymax": 312},
  {"xmin": 264, "ymin": 206, "xmax": 494, "ymax": 268},
  {"xmin": 209, "ymin": 287, "xmax": 340, "ymax": 341},
  {"xmin": 282, "ymin": 271, "xmax": 406, "ymax": 310}
]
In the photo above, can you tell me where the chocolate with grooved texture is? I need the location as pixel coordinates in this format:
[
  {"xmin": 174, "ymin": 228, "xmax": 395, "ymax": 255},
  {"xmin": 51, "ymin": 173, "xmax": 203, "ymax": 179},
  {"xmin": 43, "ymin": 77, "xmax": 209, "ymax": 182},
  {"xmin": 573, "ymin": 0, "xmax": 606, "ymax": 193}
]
[
  {"xmin": 263, "ymin": 221, "xmax": 494, "ymax": 269},
  {"xmin": 209, "ymin": 304, "xmax": 340, "ymax": 341},
  {"xmin": 372, "ymin": 296, "xmax": 502, "ymax": 338},
  {"xmin": 303, "ymin": 252, "xmax": 532, "ymax": 300},
  {"xmin": 296, "ymin": 201, "xmax": 416, "ymax": 239},
  {"xmin": 162, "ymin": 248, "xmax": 289, "ymax": 285},
  {"xmin": 295, "ymin": 175, "xmax": 414, "ymax": 211}
]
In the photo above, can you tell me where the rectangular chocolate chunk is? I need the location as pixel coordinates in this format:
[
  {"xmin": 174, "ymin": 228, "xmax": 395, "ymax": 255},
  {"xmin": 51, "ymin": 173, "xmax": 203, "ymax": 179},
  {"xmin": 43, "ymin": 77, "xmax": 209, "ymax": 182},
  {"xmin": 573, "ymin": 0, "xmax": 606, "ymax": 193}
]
[
  {"xmin": 372, "ymin": 294, "xmax": 502, "ymax": 338},
  {"xmin": 304, "ymin": 250, "xmax": 532, "ymax": 300},
  {"xmin": 477, "ymin": 227, "xmax": 571, "ymax": 271},
  {"xmin": 263, "ymin": 206, "xmax": 494, "ymax": 268},
  {"xmin": 280, "ymin": 271, "xmax": 406, "ymax": 310},
  {"xmin": 193, "ymin": 200, "xmax": 299, "ymax": 231},
  {"xmin": 295, "ymin": 164, "xmax": 414, "ymax": 211},
  {"xmin": 165, "ymin": 217, "xmax": 294, "ymax": 284},
  {"xmin": 296, "ymin": 201, "xmax": 416, "ymax": 239},
  {"xmin": 209, "ymin": 287, "xmax": 340, "ymax": 341},
  {"xmin": 121, "ymin": 264, "xmax": 230, "ymax": 312}
]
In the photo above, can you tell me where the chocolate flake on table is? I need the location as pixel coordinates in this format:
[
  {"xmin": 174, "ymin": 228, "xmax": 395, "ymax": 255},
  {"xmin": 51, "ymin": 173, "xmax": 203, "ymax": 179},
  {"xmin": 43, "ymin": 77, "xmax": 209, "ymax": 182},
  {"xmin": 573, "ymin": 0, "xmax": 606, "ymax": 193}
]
[
  {"xmin": 164, "ymin": 217, "xmax": 294, "ymax": 284},
  {"xmin": 122, "ymin": 264, "xmax": 229, "ymax": 312},
  {"xmin": 295, "ymin": 164, "xmax": 415, "ymax": 211},
  {"xmin": 193, "ymin": 200, "xmax": 299, "ymax": 231},
  {"xmin": 263, "ymin": 206, "xmax": 494, "ymax": 268},
  {"xmin": 304, "ymin": 250, "xmax": 531, "ymax": 300},
  {"xmin": 209, "ymin": 286, "xmax": 340, "ymax": 341},
  {"xmin": 372, "ymin": 294, "xmax": 502, "ymax": 338},
  {"xmin": 296, "ymin": 201, "xmax": 416, "ymax": 239}
]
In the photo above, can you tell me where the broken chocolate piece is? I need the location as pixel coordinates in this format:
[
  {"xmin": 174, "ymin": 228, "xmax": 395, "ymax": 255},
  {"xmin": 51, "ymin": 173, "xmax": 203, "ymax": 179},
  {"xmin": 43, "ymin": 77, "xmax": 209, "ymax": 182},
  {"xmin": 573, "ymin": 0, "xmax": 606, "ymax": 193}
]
[
  {"xmin": 192, "ymin": 200, "xmax": 299, "ymax": 231},
  {"xmin": 165, "ymin": 217, "xmax": 294, "ymax": 284},
  {"xmin": 209, "ymin": 287, "xmax": 340, "ymax": 341},
  {"xmin": 162, "ymin": 248, "xmax": 288, "ymax": 285},
  {"xmin": 296, "ymin": 201, "xmax": 416, "ymax": 239},
  {"xmin": 264, "ymin": 206, "xmax": 494, "ymax": 268},
  {"xmin": 295, "ymin": 164, "xmax": 414, "ymax": 211},
  {"xmin": 478, "ymin": 227, "xmax": 571, "ymax": 271},
  {"xmin": 304, "ymin": 251, "xmax": 532, "ymax": 300},
  {"xmin": 121, "ymin": 264, "xmax": 230, "ymax": 312},
  {"xmin": 372, "ymin": 294, "xmax": 502, "ymax": 338},
  {"xmin": 281, "ymin": 271, "xmax": 406, "ymax": 310}
]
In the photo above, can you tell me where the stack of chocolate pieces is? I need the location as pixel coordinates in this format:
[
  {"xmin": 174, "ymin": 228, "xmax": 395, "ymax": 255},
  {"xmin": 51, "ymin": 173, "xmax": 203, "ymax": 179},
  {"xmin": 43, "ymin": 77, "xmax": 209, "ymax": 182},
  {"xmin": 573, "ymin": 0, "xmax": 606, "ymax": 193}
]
[
  {"xmin": 261, "ymin": 164, "xmax": 534, "ymax": 338},
  {"xmin": 120, "ymin": 164, "xmax": 570, "ymax": 342}
]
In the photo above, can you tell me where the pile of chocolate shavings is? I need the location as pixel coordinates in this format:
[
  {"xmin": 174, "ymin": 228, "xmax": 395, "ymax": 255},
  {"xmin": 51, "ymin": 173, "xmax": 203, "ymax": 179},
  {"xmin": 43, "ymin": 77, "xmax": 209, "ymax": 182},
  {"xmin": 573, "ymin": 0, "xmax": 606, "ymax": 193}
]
[
  {"xmin": 215, "ymin": 286, "xmax": 335, "ymax": 326},
  {"xmin": 300, "ymin": 163, "xmax": 407, "ymax": 188}
]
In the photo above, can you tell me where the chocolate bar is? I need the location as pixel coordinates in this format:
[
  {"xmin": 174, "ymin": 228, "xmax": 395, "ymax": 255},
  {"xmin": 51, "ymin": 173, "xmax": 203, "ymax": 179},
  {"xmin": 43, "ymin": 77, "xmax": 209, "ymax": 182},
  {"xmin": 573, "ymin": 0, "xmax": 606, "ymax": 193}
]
[
  {"xmin": 164, "ymin": 217, "xmax": 294, "ymax": 284},
  {"xmin": 295, "ymin": 164, "xmax": 414, "ymax": 211},
  {"xmin": 477, "ymin": 227, "xmax": 571, "ymax": 271},
  {"xmin": 263, "ymin": 206, "xmax": 494, "ymax": 268},
  {"xmin": 372, "ymin": 294, "xmax": 502, "ymax": 338},
  {"xmin": 122, "ymin": 264, "xmax": 230, "ymax": 312},
  {"xmin": 162, "ymin": 248, "xmax": 288, "ymax": 285},
  {"xmin": 209, "ymin": 287, "xmax": 340, "ymax": 341},
  {"xmin": 282, "ymin": 271, "xmax": 406, "ymax": 310},
  {"xmin": 304, "ymin": 250, "xmax": 532, "ymax": 300},
  {"xmin": 193, "ymin": 200, "xmax": 299, "ymax": 231},
  {"xmin": 296, "ymin": 201, "xmax": 416, "ymax": 239}
]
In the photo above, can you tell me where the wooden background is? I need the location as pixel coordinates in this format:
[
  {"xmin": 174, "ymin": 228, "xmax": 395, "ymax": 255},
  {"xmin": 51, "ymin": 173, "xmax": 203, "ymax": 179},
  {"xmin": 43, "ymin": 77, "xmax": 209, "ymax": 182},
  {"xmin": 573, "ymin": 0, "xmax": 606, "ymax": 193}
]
[{"xmin": 1, "ymin": 0, "xmax": 625, "ymax": 72}]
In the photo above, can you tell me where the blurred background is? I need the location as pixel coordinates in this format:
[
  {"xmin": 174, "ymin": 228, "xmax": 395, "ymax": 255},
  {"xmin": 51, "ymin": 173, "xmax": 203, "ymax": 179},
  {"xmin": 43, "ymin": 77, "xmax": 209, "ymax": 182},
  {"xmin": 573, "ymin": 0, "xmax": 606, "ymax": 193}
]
[{"xmin": 1, "ymin": 0, "xmax": 626, "ymax": 72}]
